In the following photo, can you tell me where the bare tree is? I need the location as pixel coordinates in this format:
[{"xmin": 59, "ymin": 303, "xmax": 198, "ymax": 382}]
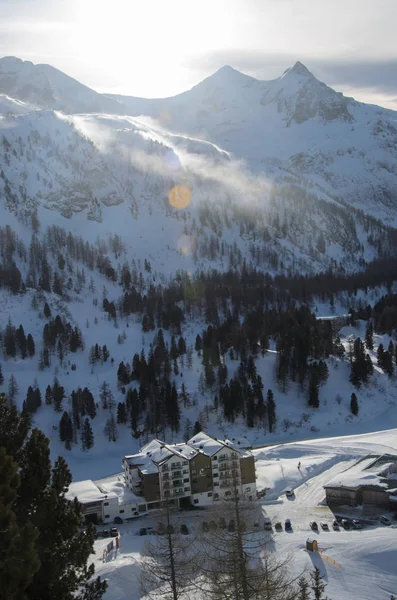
[
  {"xmin": 140, "ymin": 506, "xmax": 197, "ymax": 600},
  {"xmin": 198, "ymin": 487, "xmax": 299, "ymax": 600}
]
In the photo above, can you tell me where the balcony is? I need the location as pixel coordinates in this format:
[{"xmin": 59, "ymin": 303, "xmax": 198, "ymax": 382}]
[
  {"xmin": 171, "ymin": 463, "xmax": 182, "ymax": 470},
  {"xmin": 163, "ymin": 482, "xmax": 171, "ymax": 490},
  {"xmin": 173, "ymin": 479, "xmax": 183, "ymax": 487},
  {"xmin": 172, "ymin": 471, "xmax": 182, "ymax": 479}
]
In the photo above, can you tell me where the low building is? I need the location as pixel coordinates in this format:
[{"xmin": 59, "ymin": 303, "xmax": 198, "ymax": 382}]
[
  {"xmin": 123, "ymin": 431, "xmax": 257, "ymax": 509},
  {"xmin": 324, "ymin": 454, "xmax": 397, "ymax": 508},
  {"xmin": 66, "ymin": 474, "xmax": 148, "ymax": 524}
]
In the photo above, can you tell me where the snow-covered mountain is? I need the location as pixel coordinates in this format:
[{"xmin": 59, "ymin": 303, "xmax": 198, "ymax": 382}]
[
  {"xmin": 2, "ymin": 55, "xmax": 397, "ymax": 480},
  {"xmin": 110, "ymin": 62, "xmax": 397, "ymax": 224},
  {"xmin": 0, "ymin": 56, "xmax": 125, "ymax": 114}
]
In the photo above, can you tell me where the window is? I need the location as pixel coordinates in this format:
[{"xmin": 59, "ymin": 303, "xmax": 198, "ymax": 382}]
[
  {"xmin": 183, "ymin": 478, "xmax": 189, "ymax": 483},
  {"xmin": 183, "ymin": 460, "xmax": 188, "ymax": 465},
  {"xmin": 225, "ymin": 491, "xmax": 231, "ymax": 496},
  {"xmin": 213, "ymin": 473, "xmax": 218, "ymax": 477},
  {"xmin": 214, "ymin": 482, "xmax": 219, "ymax": 486},
  {"xmin": 246, "ymin": 487, "xmax": 251, "ymax": 492},
  {"xmin": 191, "ymin": 461, "xmax": 196, "ymax": 466},
  {"xmin": 194, "ymin": 499, "xmax": 199, "ymax": 504},
  {"xmin": 214, "ymin": 493, "xmax": 219, "ymax": 499},
  {"xmin": 208, "ymin": 492, "xmax": 213, "ymax": 497},
  {"xmin": 184, "ymin": 487, "xmax": 190, "ymax": 492},
  {"xmin": 120, "ymin": 509, "xmax": 125, "ymax": 513},
  {"xmin": 105, "ymin": 514, "xmax": 110, "ymax": 518},
  {"xmin": 213, "ymin": 456, "xmax": 217, "ymax": 461},
  {"xmin": 104, "ymin": 502, "xmax": 109, "ymax": 506},
  {"xmin": 192, "ymin": 469, "xmax": 197, "ymax": 475}
]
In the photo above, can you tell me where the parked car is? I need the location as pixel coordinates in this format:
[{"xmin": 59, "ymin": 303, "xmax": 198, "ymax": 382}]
[
  {"xmin": 228, "ymin": 519, "xmax": 236, "ymax": 532},
  {"xmin": 310, "ymin": 521, "xmax": 318, "ymax": 530},
  {"xmin": 275, "ymin": 522, "xmax": 283, "ymax": 531},
  {"xmin": 156, "ymin": 522, "xmax": 166, "ymax": 535},
  {"xmin": 110, "ymin": 527, "xmax": 118, "ymax": 537},
  {"xmin": 180, "ymin": 524, "xmax": 189, "ymax": 535},
  {"xmin": 351, "ymin": 519, "xmax": 362, "ymax": 530},
  {"xmin": 341, "ymin": 519, "xmax": 350, "ymax": 529},
  {"xmin": 264, "ymin": 517, "xmax": 272, "ymax": 531},
  {"xmin": 285, "ymin": 519, "xmax": 292, "ymax": 531},
  {"xmin": 320, "ymin": 522, "xmax": 329, "ymax": 531},
  {"xmin": 380, "ymin": 515, "xmax": 391, "ymax": 526},
  {"xmin": 285, "ymin": 490, "xmax": 294, "ymax": 498},
  {"xmin": 114, "ymin": 516, "xmax": 123, "ymax": 524},
  {"xmin": 202, "ymin": 521, "xmax": 209, "ymax": 532},
  {"xmin": 102, "ymin": 529, "xmax": 109, "ymax": 537},
  {"xmin": 139, "ymin": 528, "xmax": 147, "ymax": 536},
  {"xmin": 332, "ymin": 520, "xmax": 340, "ymax": 530}
]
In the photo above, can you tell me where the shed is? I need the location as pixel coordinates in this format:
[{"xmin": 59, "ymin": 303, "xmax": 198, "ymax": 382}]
[{"xmin": 306, "ymin": 538, "xmax": 318, "ymax": 553}]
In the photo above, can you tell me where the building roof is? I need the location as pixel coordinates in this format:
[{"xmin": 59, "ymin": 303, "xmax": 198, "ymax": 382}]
[
  {"xmin": 188, "ymin": 432, "xmax": 226, "ymax": 456},
  {"xmin": 123, "ymin": 432, "xmax": 250, "ymax": 475},
  {"xmin": 165, "ymin": 442, "xmax": 199, "ymax": 460},
  {"xmin": 66, "ymin": 479, "xmax": 117, "ymax": 504},
  {"xmin": 95, "ymin": 473, "xmax": 143, "ymax": 505},
  {"xmin": 325, "ymin": 454, "xmax": 397, "ymax": 494}
]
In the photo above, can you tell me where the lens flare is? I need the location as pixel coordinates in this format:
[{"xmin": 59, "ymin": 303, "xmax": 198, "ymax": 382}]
[{"xmin": 168, "ymin": 185, "xmax": 191, "ymax": 209}]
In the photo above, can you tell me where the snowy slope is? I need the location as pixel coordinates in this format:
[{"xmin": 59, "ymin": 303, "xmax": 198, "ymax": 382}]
[
  {"xmin": 111, "ymin": 62, "xmax": 397, "ymax": 224},
  {"xmin": 0, "ymin": 56, "xmax": 125, "ymax": 114}
]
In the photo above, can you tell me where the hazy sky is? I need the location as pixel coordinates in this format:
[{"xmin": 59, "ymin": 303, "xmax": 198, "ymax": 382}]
[{"xmin": 1, "ymin": 0, "xmax": 396, "ymax": 108}]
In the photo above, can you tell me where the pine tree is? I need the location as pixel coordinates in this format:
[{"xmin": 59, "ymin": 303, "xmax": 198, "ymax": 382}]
[
  {"xmin": 0, "ymin": 362, "xmax": 4, "ymax": 385},
  {"xmin": 82, "ymin": 387, "xmax": 96, "ymax": 419},
  {"xmin": 26, "ymin": 333, "xmax": 35, "ymax": 357},
  {"xmin": 8, "ymin": 374, "xmax": 19, "ymax": 404},
  {"xmin": 192, "ymin": 420, "xmax": 202, "ymax": 436},
  {"xmin": 45, "ymin": 384, "xmax": 53, "ymax": 405},
  {"xmin": 365, "ymin": 321, "xmax": 374, "ymax": 350},
  {"xmin": 117, "ymin": 402, "xmax": 127, "ymax": 424},
  {"xmin": 59, "ymin": 411, "xmax": 74, "ymax": 450},
  {"xmin": 4, "ymin": 318, "xmax": 16, "ymax": 357},
  {"xmin": 310, "ymin": 567, "xmax": 328, "ymax": 600},
  {"xmin": 53, "ymin": 378, "xmax": 65, "ymax": 412},
  {"xmin": 195, "ymin": 334, "xmax": 203, "ymax": 353},
  {"xmin": 350, "ymin": 393, "xmax": 359, "ymax": 416},
  {"xmin": 267, "ymin": 389, "xmax": 276, "ymax": 433},
  {"xmin": 16, "ymin": 324, "xmax": 27, "ymax": 359},
  {"xmin": 102, "ymin": 344, "xmax": 109, "ymax": 362},
  {"xmin": 0, "ymin": 447, "xmax": 40, "ymax": 599},
  {"xmin": 81, "ymin": 418, "xmax": 94, "ymax": 451},
  {"xmin": 43, "ymin": 302, "xmax": 51, "ymax": 318},
  {"xmin": 0, "ymin": 395, "xmax": 107, "ymax": 599},
  {"xmin": 104, "ymin": 412, "xmax": 118, "ymax": 442}
]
